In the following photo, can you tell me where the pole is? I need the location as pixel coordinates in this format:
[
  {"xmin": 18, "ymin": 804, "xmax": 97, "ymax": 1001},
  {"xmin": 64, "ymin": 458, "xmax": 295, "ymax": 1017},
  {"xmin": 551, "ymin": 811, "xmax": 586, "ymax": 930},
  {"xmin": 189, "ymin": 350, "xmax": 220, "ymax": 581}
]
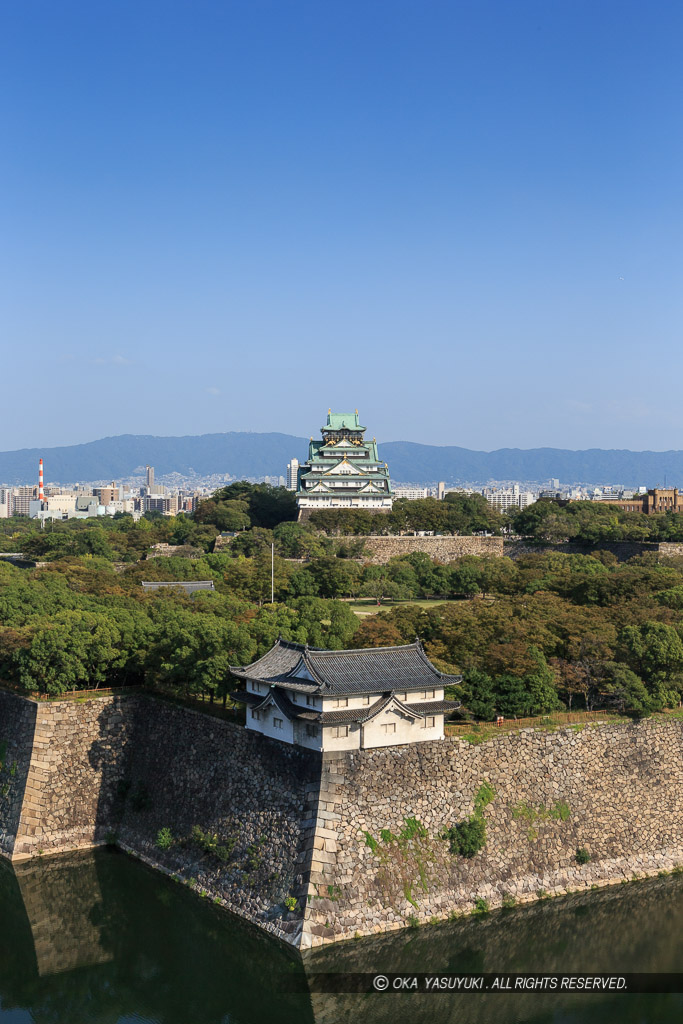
[{"xmin": 271, "ymin": 542, "xmax": 274, "ymax": 603}]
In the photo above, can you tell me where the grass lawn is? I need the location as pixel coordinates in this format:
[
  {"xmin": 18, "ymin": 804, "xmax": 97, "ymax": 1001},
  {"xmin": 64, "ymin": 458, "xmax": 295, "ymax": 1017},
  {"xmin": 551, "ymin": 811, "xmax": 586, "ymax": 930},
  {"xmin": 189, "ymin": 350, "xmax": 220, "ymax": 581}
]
[{"xmin": 347, "ymin": 598, "xmax": 462, "ymax": 618}]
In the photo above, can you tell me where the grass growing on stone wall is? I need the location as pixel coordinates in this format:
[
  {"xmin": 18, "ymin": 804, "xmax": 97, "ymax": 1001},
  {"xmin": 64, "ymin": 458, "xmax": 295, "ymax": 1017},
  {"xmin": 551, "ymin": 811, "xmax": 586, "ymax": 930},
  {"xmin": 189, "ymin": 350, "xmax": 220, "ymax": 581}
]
[
  {"xmin": 511, "ymin": 800, "xmax": 572, "ymax": 841},
  {"xmin": 155, "ymin": 827, "xmax": 173, "ymax": 850},
  {"xmin": 191, "ymin": 825, "xmax": 237, "ymax": 864},
  {"xmin": 363, "ymin": 816, "xmax": 438, "ymax": 911}
]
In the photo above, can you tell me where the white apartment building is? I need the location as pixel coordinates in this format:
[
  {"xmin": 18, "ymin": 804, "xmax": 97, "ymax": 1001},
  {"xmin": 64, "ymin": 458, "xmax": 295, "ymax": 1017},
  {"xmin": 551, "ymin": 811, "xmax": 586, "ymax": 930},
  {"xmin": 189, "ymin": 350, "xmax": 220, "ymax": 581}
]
[
  {"xmin": 392, "ymin": 487, "xmax": 429, "ymax": 500},
  {"xmin": 485, "ymin": 486, "xmax": 535, "ymax": 511},
  {"xmin": 230, "ymin": 639, "xmax": 460, "ymax": 751}
]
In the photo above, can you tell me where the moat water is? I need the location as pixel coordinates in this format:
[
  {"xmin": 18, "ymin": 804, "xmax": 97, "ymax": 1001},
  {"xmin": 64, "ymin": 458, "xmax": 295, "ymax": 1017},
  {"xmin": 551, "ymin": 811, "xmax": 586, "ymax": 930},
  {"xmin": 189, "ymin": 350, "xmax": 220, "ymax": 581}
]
[{"xmin": 0, "ymin": 848, "xmax": 681, "ymax": 1024}]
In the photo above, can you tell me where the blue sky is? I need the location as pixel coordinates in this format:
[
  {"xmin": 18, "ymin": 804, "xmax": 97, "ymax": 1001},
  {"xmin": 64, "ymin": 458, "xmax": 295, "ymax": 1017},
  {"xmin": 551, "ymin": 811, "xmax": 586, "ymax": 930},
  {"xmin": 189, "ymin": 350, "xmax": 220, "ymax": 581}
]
[{"xmin": 2, "ymin": 0, "xmax": 682, "ymax": 452}]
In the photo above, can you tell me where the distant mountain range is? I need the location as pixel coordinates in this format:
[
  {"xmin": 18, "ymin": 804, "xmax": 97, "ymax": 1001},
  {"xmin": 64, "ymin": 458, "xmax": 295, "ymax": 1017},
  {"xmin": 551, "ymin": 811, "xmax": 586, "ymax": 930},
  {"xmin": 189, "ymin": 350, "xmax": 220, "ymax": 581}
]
[{"xmin": 1, "ymin": 432, "xmax": 683, "ymax": 488}]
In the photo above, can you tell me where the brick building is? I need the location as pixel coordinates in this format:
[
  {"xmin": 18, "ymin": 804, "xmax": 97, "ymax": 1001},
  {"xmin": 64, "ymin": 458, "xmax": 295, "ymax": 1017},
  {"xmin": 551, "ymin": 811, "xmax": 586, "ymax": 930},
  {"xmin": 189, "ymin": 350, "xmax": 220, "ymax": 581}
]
[{"xmin": 597, "ymin": 488, "xmax": 683, "ymax": 515}]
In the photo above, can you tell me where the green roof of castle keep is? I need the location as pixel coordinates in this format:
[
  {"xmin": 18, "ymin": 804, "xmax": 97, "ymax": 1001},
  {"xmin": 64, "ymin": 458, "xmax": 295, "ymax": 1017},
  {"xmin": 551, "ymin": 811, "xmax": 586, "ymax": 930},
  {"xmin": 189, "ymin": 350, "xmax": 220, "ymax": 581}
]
[
  {"xmin": 322, "ymin": 411, "xmax": 365, "ymax": 432},
  {"xmin": 229, "ymin": 638, "xmax": 462, "ymax": 696}
]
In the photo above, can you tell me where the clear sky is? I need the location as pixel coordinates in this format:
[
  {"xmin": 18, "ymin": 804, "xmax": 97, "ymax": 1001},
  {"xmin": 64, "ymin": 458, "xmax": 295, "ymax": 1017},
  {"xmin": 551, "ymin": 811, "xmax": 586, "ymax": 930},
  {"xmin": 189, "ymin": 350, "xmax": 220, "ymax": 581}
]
[{"xmin": 2, "ymin": 1, "xmax": 682, "ymax": 452}]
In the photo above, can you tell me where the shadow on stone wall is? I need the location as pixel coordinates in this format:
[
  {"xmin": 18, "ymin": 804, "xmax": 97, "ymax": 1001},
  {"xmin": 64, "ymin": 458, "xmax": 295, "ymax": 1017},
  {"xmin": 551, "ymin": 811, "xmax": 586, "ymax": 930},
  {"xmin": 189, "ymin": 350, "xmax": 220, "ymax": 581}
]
[
  {"xmin": 0, "ymin": 691, "xmax": 37, "ymax": 857},
  {"xmin": 87, "ymin": 694, "xmax": 140, "ymax": 849}
]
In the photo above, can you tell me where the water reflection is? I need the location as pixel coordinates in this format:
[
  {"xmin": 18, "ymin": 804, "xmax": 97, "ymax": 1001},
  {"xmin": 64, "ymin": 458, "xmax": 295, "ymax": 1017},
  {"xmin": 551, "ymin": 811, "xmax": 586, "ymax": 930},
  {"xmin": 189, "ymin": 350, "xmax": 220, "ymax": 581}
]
[
  {"xmin": 309, "ymin": 873, "xmax": 683, "ymax": 1023},
  {"xmin": 14, "ymin": 853, "xmax": 112, "ymax": 976},
  {"xmin": 0, "ymin": 848, "xmax": 682, "ymax": 1024},
  {"xmin": 0, "ymin": 849, "xmax": 311, "ymax": 1024}
]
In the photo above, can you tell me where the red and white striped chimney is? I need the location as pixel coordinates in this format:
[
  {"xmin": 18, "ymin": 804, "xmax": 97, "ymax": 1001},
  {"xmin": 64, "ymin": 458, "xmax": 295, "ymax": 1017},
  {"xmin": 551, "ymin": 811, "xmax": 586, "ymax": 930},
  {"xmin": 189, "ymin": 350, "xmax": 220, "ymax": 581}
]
[{"xmin": 38, "ymin": 458, "xmax": 44, "ymax": 504}]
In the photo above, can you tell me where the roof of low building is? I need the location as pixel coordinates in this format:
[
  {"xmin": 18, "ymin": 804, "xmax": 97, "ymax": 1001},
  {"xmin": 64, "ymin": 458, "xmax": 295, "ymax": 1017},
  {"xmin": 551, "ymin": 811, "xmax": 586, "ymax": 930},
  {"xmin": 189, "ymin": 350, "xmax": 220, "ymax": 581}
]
[
  {"xmin": 141, "ymin": 580, "xmax": 215, "ymax": 592},
  {"xmin": 229, "ymin": 638, "xmax": 462, "ymax": 696}
]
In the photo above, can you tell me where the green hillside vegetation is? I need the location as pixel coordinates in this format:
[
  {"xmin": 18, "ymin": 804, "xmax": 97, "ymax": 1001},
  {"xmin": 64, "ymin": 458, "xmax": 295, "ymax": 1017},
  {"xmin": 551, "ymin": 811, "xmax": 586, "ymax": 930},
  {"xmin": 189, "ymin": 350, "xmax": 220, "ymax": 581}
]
[{"xmin": 0, "ymin": 484, "xmax": 682, "ymax": 718}]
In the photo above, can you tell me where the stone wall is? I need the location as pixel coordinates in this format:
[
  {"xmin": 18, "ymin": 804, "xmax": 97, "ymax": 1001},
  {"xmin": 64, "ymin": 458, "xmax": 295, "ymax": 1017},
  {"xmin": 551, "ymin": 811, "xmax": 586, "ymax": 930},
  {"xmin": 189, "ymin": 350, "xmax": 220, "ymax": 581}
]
[
  {"xmin": 657, "ymin": 542, "xmax": 683, "ymax": 558},
  {"xmin": 503, "ymin": 539, "xmax": 660, "ymax": 561},
  {"xmin": 0, "ymin": 692, "xmax": 37, "ymax": 858},
  {"xmin": 8, "ymin": 695, "xmax": 136, "ymax": 859},
  {"xmin": 116, "ymin": 698, "xmax": 321, "ymax": 946},
  {"xmin": 300, "ymin": 721, "xmax": 683, "ymax": 947},
  {"xmin": 2, "ymin": 690, "xmax": 683, "ymax": 952},
  {"xmin": 361, "ymin": 535, "xmax": 503, "ymax": 564}
]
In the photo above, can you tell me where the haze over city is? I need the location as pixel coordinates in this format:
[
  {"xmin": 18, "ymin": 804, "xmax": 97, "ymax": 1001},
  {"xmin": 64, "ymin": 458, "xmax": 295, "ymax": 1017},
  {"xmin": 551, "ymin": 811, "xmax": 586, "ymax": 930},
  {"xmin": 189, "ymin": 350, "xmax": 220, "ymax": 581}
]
[{"xmin": 3, "ymin": 0, "xmax": 682, "ymax": 453}]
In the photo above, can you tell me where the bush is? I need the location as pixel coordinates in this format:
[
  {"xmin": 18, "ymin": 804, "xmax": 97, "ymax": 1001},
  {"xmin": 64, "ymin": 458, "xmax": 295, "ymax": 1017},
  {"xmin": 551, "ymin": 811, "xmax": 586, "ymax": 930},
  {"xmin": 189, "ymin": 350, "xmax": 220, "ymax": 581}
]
[
  {"xmin": 442, "ymin": 817, "xmax": 487, "ymax": 858},
  {"xmin": 284, "ymin": 896, "xmax": 298, "ymax": 912},
  {"xmin": 575, "ymin": 847, "xmax": 591, "ymax": 865},
  {"xmin": 155, "ymin": 827, "xmax": 173, "ymax": 850}
]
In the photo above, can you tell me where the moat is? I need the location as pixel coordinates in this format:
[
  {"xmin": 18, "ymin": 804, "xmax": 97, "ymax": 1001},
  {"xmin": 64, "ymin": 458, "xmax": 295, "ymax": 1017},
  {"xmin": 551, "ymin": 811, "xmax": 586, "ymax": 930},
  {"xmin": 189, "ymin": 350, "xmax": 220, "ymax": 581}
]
[{"xmin": 0, "ymin": 848, "xmax": 681, "ymax": 1024}]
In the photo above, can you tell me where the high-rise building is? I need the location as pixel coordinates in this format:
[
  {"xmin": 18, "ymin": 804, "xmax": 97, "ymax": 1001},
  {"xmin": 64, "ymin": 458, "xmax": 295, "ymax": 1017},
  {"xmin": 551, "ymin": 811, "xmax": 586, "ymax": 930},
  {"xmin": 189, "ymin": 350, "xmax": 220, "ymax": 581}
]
[
  {"xmin": 286, "ymin": 458, "xmax": 299, "ymax": 490},
  {"xmin": 0, "ymin": 488, "xmax": 11, "ymax": 518},
  {"xmin": 12, "ymin": 486, "xmax": 38, "ymax": 517},
  {"xmin": 296, "ymin": 410, "xmax": 393, "ymax": 514},
  {"xmin": 145, "ymin": 466, "xmax": 155, "ymax": 492}
]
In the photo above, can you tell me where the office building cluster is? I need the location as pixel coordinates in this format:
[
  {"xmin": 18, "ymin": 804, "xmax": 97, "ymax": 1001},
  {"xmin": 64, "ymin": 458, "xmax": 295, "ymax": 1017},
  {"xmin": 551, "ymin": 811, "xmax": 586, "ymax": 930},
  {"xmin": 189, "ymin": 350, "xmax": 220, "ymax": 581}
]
[{"xmin": 0, "ymin": 463, "xmax": 201, "ymax": 521}]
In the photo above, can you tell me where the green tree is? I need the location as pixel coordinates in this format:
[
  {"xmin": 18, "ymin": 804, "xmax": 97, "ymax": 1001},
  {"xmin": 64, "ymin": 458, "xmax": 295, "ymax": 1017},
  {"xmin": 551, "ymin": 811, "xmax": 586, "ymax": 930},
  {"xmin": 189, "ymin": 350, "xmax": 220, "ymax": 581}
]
[{"xmin": 617, "ymin": 621, "xmax": 683, "ymax": 683}]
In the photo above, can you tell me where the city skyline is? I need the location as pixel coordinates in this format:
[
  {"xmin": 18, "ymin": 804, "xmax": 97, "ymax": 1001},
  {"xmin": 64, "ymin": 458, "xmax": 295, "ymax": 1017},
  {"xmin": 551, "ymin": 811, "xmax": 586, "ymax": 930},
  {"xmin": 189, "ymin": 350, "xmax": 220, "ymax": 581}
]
[{"xmin": 3, "ymin": 1, "xmax": 682, "ymax": 452}]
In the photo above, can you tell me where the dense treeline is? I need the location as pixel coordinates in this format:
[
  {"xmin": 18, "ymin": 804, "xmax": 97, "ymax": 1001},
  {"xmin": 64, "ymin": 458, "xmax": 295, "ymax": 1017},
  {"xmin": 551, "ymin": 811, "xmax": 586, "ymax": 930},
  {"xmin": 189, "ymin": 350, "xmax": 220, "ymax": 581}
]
[
  {"xmin": 509, "ymin": 499, "xmax": 683, "ymax": 544},
  {"xmin": 2, "ymin": 481, "xmax": 683, "ymax": 719},
  {"xmin": 0, "ymin": 556, "xmax": 359, "ymax": 700},
  {"xmin": 308, "ymin": 493, "xmax": 504, "ymax": 535},
  {"xmin": 2, "ymin": 544, "xmax": 683, "ymax": 719},
  {"xmin": 353, "ymin": 550, "xmax": 683, "ymax": 717}
]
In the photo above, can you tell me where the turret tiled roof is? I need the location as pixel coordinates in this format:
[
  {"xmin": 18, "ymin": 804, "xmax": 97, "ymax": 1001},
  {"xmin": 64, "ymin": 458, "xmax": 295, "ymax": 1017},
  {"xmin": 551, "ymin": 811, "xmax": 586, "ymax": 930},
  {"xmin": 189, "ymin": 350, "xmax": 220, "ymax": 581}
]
[{"xmin": 230, "ymin": 639, "xmax": 462, "ymax": 696}]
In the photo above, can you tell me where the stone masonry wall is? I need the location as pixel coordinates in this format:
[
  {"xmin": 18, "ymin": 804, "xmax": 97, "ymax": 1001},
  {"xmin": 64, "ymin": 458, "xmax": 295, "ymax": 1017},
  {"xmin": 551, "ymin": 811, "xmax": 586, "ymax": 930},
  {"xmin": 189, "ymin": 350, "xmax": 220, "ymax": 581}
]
[
  {"xmin": 115, "ymin": 697, "xmax": 321, "ymax": 946},
  {"xmin": 503, "ymin": 539, "xmax": 660, "ymax": 561},
  {"xmin": 299, "ymin": 720, "xmax": 683, "ymax": 947},
  {"xmin": 658, "ymin": 542, "xmax": 683, "ymax": 558},
  {"xmin": 9, "ymin": 695, "xmax": 137, "ymax": 859},
  {"xmin": 3, "ymin": 690, "xmax": 683, "ymax": 951},
  {"xmin": 0, "ymin": 692, "xmax": 37, "ymax": 858},
  {"xmin": 361, "ymin": 535, "xmax": 503, "ymax": 564}
]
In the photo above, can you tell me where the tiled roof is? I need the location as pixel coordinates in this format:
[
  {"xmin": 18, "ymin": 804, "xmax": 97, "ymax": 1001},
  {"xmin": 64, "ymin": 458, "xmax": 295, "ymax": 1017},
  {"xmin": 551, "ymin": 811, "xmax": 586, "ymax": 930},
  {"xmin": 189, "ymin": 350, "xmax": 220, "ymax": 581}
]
[
  {"xmin": 141, "ymin": 580, "xmax": 215, "ymax": 592},
  {"xmin": 323, "ymin": 411, "xmax": 365, "ymax": 432},
  {"xmin": 230, "ymin": 639, "xmax": 462, "ymax": 696},
  {"xmin": 230, "ymin": 688, "xmax": 461, "ymax": 725},
  {"xmin": 304, "ymin": 643, "xmax": 461, "ymax": 694}
]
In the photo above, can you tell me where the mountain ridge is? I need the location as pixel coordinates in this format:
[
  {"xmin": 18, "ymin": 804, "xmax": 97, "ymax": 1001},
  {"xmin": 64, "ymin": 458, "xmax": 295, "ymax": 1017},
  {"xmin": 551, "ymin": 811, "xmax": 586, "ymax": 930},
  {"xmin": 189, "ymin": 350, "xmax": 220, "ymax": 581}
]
[{"xmin": 1, "ymin": 432, "xmax": 683, "ymax": 487}]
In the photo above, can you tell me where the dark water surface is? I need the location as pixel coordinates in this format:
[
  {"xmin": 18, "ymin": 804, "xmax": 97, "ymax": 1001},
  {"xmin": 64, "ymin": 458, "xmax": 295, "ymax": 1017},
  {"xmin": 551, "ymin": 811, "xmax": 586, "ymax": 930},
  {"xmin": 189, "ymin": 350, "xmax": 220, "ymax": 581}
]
[{"xmin": 0, "ymin": 847, "xmax": 681, "ymax": 1024}]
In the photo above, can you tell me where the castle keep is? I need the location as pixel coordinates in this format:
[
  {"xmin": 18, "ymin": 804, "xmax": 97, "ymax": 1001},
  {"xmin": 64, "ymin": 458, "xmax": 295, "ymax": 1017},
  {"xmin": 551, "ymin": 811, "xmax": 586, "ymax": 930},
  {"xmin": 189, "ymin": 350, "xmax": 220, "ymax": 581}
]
[{"xmin": 296, "ymin": 409, "xmax": 393, "ymax": 514}]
